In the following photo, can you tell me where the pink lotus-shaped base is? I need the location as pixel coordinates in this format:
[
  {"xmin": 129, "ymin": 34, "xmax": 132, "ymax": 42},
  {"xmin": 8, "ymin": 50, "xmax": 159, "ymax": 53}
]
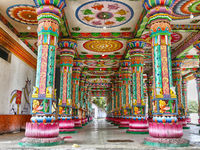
[
  {"xmin": 186, "ymin": 117, "xmax": 191, "ymax": 123},
  {"xmin": 25, "ymin": 122, "xmax": 59, "ymax": 138},
  {"xmin": 198, "ymin": 119, "xmax": 200, "ymax": 125},
  {"xmin": 114, "ymin": 118, "xmax": 121, "ymax": 124},
  {"xmin": 129, "ymin": 120, "xmax": 148, "ymax": 129},
  {"xmin": 119, "ymin": 119, "xmax": 129, "ymax": 127},
  {"xmin": 178, "ymin": 118, "xmax": 187, "ymax": 127},
  {"xmin": 57, "ymin": 120, "xmax": 75, "ymax": 129},
  {"xmin": 149, "ymin": 122, "xmax": 183, "ymax": 138},
  {"xmin": 82, "ymin": 119, "xmax": 85, "ymax": 125},
  {"xmin": 74, "ymin": 119, "xmax": 82, "ymax": 127}
]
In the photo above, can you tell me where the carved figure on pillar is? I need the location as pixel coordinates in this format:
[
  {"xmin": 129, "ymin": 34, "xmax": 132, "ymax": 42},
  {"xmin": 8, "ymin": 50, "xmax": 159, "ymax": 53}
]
[
  {"xmin": 126, "ymin": 39, "xmax": 149, "ymax": 134},
  {"xmin": 143, "ymin": 0, "xmax": 189, "ymax": 147},
  {"xmin": 57, "ymin": 39, "xmax": 77, "ymax": 134},
  {"xmin": 19, "ymin": 0, "xmax": 67, "ymax": 147}
]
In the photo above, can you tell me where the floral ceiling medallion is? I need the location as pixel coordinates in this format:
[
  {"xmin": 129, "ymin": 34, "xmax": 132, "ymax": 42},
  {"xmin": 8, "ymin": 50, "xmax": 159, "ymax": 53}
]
[{"xmin": 76, "ymin": 0, "xmax": 134, "ymax": 28}]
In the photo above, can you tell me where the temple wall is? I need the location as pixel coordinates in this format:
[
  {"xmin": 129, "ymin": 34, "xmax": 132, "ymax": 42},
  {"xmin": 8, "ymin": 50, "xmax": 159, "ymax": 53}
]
[{"xmin": 0, "ymin": 54, "xmax": 36, "ymax": 114}]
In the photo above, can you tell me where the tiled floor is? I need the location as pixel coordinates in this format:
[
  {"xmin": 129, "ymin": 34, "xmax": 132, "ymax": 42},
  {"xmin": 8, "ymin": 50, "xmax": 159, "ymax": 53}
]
[{"xmin": 0, "ymin": 119, "xmax": 200, "ymax": 150}]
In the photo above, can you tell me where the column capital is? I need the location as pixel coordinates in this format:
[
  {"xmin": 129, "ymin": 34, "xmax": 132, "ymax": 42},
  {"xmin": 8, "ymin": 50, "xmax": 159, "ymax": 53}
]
[
  {"xmin": 127, "ymin": 38, "xmax": 146, "ymax": 50},
  {"xmin": 73, "ymin": 60, "xmax": 83, "ymax": 67},
  {"xmin": 119, "ymin": 60, "xmax": 131, "ymax": 67},
  {"xmin": 34, "ymin": 0, "xmax": 66, "ymax": 11},
  {"xmin": 143, "ymin": 0, "xmax": 175, "ymax": 11}
]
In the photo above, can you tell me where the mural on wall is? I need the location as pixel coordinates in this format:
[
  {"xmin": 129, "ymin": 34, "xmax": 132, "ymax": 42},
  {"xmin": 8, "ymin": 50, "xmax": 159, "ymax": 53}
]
[
  {"xmin": 76, "ymin": 0, "xmax": 134, "ymax": 28},
  {"xmin": 9, "ymin": 78, "xmax": 31, "ymax": 114}
]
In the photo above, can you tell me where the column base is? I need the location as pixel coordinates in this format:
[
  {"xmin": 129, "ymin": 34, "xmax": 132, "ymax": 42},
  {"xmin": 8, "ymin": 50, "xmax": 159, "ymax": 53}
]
[
  {"xmin": 59, "ymin": 129, "xmax": 77, "ymax": 134},
  {"xmin": 74, "ymin": 126, "xmax": 83, "ymax": 129},
  {"xmin": 126, "ymin": 129, "xmax": 149, "ymax": 134},
  {"xmin": 196, "ymin": 124, "xmax": 200, "ymax": 126},
  {"xmin": 19, "ymin": 137, "xmax": 64, "ymax": 147},
  {"xmin": 183, "ymin": 126, "xmax": 190, "ymax": 129},
  {"xmin": 114, "ymin": 124, "xmax": 120, "ymax": 126},
  {"xmin": 144, "ymin": 137, "xmax": 189, "ymax": 147},
  {"xmin": 119, "ymin": 126, "xmax": 129, "ymax": 129}
]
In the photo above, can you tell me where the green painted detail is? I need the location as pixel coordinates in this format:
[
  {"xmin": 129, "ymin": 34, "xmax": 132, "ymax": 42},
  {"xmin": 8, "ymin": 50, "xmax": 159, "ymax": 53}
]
[
  {"xmin": 126, "ymin": 131, "xmax": 149, "ymax": 134},
  {"xmin": 111, "ymin": 122, "xmax": 115, "ymax": 124},
  {"xmin": 81, "ymin": 9, "xmax": 94, "ymax": 15},
  {"xmin": 114, "ymin": 124, "xmax": 120, "ymax": 126},
  {"xmin": 144, "ymin": 140, "xmax": 190, "ymax": 147},
  {"xmin": 46, "ymin": 45, "xmax": 55, "ymax": 87},
  {"xmin": 176, "ymin": 45, "xmax": 194, "ymax": 58},
  {"xmin": 82, "ymin": 124, "xmax": 87, "ymax": 126},
  {"xmin": 118, "ymin": 127, "xmax": 129, "ymax": 129},
  {"xmin": 112, "ymin": 32, "xmax": 121, "ymax": 37},
  {"xmin": 60, "ymin": 130, "xmax": 77, "ymax": 134},
  {"xmin": 115, "ymin": 17, "xmax": 126, "ymax": 22},
  {"xmin": 183, "ymin": 127, "xmax": 190, "ymax": 129},
  {"xmin": 19, "ymin": 140, "xmax": 64, "ymax": 147},
  {"xmin": 74, "ymin": 127, "xmax": 83, "ymax": 129},
  {"xmin": 91, "ymin": 33, "xmax": 101, "ymax": 37},
  {"xmin": 135, "ymin": 16, "xmax": 148, "ymax": 37},
  {"xmin": 71, "ymin": 33, "xmax": 80, "ymax": 37},
  {"xmin": 196, "ymin": 124, "xmax": 200, "ymax": 126},
  {"xmin": 37, "ymin": 14, "xmax": 60, "ymax": 24},
  {"xmin": 173, "ymin": 30, "xmax": 199, "ymax": 32}
]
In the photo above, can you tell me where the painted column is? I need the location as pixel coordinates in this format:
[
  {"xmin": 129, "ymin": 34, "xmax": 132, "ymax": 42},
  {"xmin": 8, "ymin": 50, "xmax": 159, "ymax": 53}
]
[
  {"xmin": 72, "ymin": 60, "xmax": 83, "ymax": 128},
  {"xmin": 83, "ymin": 79, "xmax": 89, "ymax": 125},
  {"xmin": 172, "ymin": 60, "xmax": 189, "ymax": 129},
  {"xmin": 193, "ymin": 40, "xmax": 200, "ymax": 126},
  {"xmin": 79, "ymin": 72, "xmax": 86, "ymax": 126},
  {"xmin": 126, "ymin": 39, "xmax": 148, "ymax": 134},
  {"xmin": 143, "ymin": 0, "xmax": 189, "ymax": 147},
  {"xmin": 20, "ymin": 0, "xmax": 67, "ymax": 147},
  {"xmin": 111, "ymin": 82, "xmax": 115, "ymax": 123},
  {"xmin": 146, "ymin": 78, "xmax": 153, "ymax": 122},
  {"xmin": 114, "ymin": 75, "xmax": 120, "ymax": 126},
  {"xmin": 57, "ymin": 39, "xmax": 77, "ymax": 134},
  {"xmin": 182, "ymin": 78, "xmax": 191, "ymax": 125},
  {"xmin": 119, "ymin": 60, "xmax": 131, "ymax": 129}
]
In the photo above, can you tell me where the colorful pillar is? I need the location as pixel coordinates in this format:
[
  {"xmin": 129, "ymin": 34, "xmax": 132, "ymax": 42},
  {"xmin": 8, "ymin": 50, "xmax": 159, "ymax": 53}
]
[
  {"xmin": 143, "ymin": 0, "xmax": 189, "ymax": 147},
  {"xmin": 119, "ymin": 60, "xmax": 131, "ymax": 129},
  {"xmin": 113, "ymin": 75, "xmax": 120, "ymax": 126},
  {"xmin": 182, "ymin": 78, "xmax": 191, "ymax": 126},
  {"xmin": 146, "ymin": 78, "xmax": 153, "ymax": 122},
  {"xmin": 79, "ymin": 72, "xmax": 86, "ymax": 126},
  {"xmin": 83, "ymin": 79, "xmax": 89, "ymax": 126},
  {"xmin": 72, "ymin": 60, "xmax": 83, "ymax": 128},
  {"xmin": 193, "ymin": 40, "xmax": 200, "ymax": 126},
  {"xmin": 20, "ymin": 0, "xmax": 66, "ymax": 147},
  {"xmin": 172, "ymin": 60, "xmax": 188, "ymax": 129},
  {"xmin": 57, "ymin": 39, "xmax": 77, "ymax": 134},
  {"xmin": 126, "ymin": 39, "xmax": 148, "ymax": 134}
]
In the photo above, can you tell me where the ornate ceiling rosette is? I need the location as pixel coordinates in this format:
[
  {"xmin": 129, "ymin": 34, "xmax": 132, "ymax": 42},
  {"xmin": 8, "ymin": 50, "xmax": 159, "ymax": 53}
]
[
  {"xmin": 83, "ymin": 59, "xmax": 118, "ymax": 67},
  {"xmin": 141, "ymin": 32, "xmax": 182, "ymax": 47},
  {"xmin": 75, "ymin": 0, "xmax": 134, "ymax": 28},
  {"xmin": 171, "ymin": 0, "xmax": 200, "ymax": 19},
  {"xmin": 83, "ymin": 40, "xmax": 123, "ymax": 53},
  {"xmin": 6, "ymin": 5, "xmax": 37, "ymax": 25}
]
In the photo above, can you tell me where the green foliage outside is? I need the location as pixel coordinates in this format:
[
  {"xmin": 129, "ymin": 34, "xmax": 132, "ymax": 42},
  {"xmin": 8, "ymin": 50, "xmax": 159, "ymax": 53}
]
[
  {"xmin": 188, "ymin": 100, "xmax": 198, "ymax": 113},
  {"xmin": 92, "ymin": 97, "xmax": 106, "ymax": 108}
]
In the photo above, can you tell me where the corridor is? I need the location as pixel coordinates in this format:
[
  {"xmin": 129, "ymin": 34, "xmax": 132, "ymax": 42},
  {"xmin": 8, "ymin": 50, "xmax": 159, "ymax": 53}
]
[{"xmin": 0, "ymin": 119, "xmax": 200, "ymax": 149}]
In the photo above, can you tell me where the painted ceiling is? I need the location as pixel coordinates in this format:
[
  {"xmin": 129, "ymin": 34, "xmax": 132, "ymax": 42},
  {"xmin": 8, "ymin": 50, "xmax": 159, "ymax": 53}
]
[{"xmin": 0, "ymin": 0, "xmax": 199, "ymax": 90}]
